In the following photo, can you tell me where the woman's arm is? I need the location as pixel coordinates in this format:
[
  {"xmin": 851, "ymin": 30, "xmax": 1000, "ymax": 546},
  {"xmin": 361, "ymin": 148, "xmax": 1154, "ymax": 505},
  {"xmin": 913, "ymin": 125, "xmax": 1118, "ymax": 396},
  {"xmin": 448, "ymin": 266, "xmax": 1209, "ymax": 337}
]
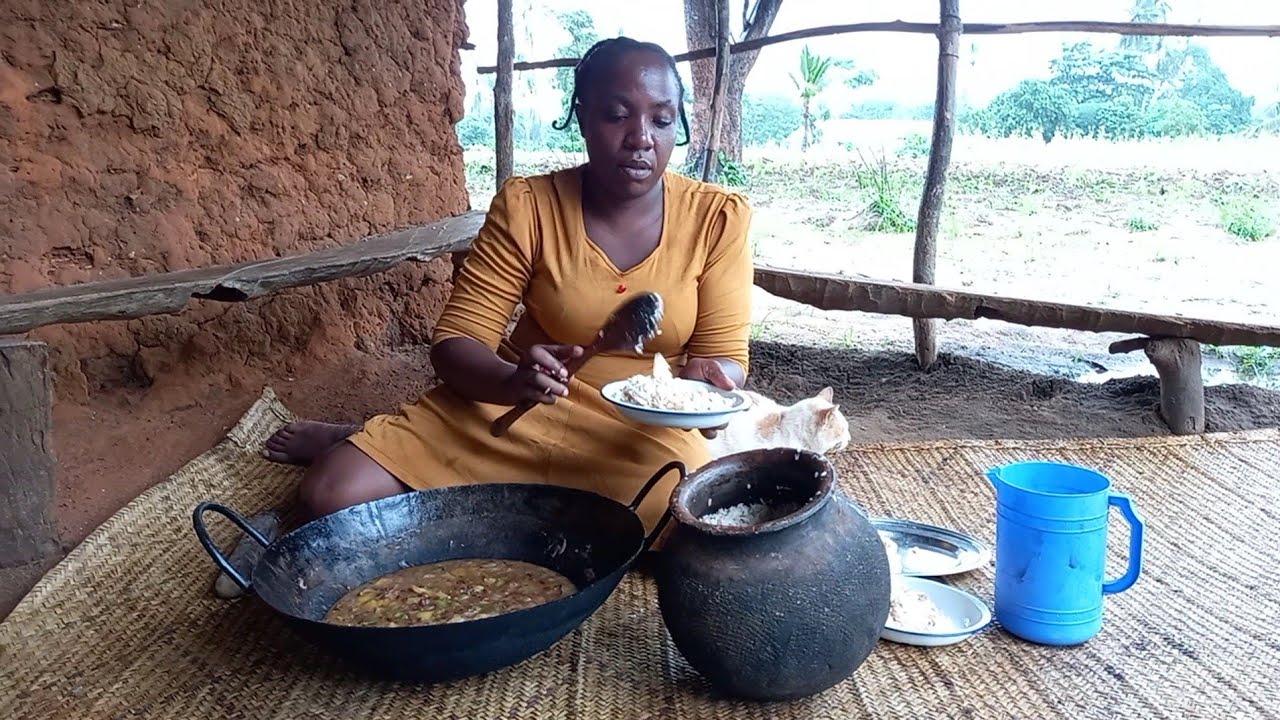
[
  {"xmin": 682, "ymin": 192, "xmax": 755, "ymax": 387},
  {"xmin": 430, "ymin": 178, "xmax": 573, "ymax": 406}
]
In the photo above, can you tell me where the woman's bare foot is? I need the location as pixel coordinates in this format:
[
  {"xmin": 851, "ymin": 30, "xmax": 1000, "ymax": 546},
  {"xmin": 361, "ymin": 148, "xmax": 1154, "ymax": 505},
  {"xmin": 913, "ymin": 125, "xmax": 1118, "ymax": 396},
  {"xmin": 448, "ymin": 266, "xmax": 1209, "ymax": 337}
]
[{"xmin": 262, "ymin": 421, "xmax": 362, "ymax": 465}]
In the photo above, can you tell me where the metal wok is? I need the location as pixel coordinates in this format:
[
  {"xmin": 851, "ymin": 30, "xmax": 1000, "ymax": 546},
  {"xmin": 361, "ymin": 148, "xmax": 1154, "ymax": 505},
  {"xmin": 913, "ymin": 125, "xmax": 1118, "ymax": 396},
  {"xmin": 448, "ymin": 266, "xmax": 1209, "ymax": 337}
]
[{"xmin": 192, "ymin": 463, "xmax": 678, "ymax": 684}]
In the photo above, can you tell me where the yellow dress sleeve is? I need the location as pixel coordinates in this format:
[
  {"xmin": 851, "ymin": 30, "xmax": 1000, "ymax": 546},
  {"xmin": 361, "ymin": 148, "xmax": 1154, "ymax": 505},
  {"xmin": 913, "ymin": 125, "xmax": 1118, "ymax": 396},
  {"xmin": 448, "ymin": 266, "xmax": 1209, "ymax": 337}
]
[
  {"xmin": 685, "ymin": 192, "xmax": 754, "ymax": 375},
  {"xmin": 432, "ymin": 177, "xmax": 539, "ymax": 350}
]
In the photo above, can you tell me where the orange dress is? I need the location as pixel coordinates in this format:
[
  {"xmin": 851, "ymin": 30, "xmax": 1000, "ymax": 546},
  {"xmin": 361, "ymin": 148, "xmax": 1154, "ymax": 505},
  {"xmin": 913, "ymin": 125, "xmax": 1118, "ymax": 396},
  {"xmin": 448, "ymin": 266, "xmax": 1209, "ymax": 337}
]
[{"xmin": 346, "ymin": 167, "xmax": 754, "ymax": 533}]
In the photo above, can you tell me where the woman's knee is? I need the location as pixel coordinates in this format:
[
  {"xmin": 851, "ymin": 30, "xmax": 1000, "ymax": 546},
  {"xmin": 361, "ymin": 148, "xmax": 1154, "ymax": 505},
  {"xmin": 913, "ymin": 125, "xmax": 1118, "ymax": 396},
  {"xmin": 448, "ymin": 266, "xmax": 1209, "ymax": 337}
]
[{"xmin": 297, "ymin": 442, "xmax": 407, "ymax": 519}]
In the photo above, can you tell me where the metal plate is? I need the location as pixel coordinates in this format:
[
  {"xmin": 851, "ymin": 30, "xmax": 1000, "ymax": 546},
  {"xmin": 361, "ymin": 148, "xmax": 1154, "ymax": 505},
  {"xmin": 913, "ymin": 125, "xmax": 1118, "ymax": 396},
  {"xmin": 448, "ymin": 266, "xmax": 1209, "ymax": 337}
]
[{"xmin": 871, "ymin": 516, "xmax": 991, "ymax": 578}]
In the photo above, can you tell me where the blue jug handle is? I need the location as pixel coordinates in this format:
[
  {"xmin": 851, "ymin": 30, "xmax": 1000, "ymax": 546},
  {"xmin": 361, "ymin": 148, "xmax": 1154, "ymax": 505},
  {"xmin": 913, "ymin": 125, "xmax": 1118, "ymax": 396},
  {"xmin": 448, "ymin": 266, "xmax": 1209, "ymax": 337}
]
[{"xmin": 1102, "ymin": 491, "xmax": 1145, "ymax": 594}]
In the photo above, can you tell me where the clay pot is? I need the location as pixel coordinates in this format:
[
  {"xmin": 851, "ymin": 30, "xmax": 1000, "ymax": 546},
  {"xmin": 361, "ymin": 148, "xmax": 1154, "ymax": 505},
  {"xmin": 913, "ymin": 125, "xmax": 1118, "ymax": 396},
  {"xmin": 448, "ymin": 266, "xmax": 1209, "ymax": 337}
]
[{"xmin": 651, "ymin": 448, "xmax": 890, "ymax": 701}]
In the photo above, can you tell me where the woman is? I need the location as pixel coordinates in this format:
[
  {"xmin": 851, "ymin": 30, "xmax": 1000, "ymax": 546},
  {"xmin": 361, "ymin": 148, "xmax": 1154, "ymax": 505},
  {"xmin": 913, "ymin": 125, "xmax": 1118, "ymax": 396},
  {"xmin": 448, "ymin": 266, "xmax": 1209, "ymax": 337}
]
[{"xmin": 216, "ymin": 37, "xmax": 754, "ymax": 597}]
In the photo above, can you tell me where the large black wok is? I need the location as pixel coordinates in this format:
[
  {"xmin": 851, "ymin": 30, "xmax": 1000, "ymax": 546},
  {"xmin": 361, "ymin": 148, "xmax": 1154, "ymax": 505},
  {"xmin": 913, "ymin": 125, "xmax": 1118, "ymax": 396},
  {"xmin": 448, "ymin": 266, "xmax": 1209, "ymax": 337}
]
[{"xmin": 192, "ymin": 462, "xmax": 680, "ymax": 684}]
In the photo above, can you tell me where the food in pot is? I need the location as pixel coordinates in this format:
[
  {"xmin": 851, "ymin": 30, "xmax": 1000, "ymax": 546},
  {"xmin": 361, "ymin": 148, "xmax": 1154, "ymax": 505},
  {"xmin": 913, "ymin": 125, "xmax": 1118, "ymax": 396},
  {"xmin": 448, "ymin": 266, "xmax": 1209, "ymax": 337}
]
[
  {"xmin": 701, "ymin": 500, "xmax": 802, "ymax": 526},
  {"xmin": 616, "ymin": 354, "xmax": 737, "ymax": 412},
  {"xmin": 324, "ymin": 558, "xmax": 577, "ymax": 627}
]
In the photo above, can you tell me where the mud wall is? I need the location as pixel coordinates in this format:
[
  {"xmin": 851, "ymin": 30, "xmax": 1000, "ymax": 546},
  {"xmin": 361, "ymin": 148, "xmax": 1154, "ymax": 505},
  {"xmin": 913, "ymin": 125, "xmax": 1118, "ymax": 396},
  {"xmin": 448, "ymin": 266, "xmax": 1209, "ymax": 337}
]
[{"xmin": 0, "ymin": 0, "xmax": 470, "ymax": 402}]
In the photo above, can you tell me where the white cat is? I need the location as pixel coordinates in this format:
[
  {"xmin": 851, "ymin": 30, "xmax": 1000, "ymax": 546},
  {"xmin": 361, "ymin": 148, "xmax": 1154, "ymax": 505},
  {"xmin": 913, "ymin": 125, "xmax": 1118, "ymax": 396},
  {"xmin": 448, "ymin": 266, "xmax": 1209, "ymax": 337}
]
[{"xmin": 706, "ymin": 386, "xmax": 852, "ymax": 459}]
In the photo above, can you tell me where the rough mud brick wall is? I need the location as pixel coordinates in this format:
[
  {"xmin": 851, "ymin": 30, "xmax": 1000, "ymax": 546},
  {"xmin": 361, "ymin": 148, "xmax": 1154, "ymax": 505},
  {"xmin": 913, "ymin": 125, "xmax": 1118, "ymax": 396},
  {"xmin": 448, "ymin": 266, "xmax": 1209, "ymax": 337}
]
[{"xmin": 0, "ymin": 0, "xmax": 470, "ymax": 403}]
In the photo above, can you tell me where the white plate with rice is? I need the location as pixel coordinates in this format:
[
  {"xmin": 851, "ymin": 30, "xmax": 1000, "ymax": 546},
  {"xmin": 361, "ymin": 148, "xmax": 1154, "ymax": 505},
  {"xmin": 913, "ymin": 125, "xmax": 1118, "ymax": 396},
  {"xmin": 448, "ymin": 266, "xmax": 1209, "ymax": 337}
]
[
  {"xmin": 880, "ymin": 576, "xmax": 991, "ymax": 647},
  {"xmin": 600, "ymin": 356, "xmax": 750, "ymax": 429}
]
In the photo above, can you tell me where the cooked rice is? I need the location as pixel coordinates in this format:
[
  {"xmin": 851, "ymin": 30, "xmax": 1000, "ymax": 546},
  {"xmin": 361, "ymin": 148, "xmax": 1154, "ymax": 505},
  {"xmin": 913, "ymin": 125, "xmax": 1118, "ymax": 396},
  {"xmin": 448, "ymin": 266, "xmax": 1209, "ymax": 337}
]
[
  {"xmin": 616, "ymin": 354, "xmax": 737, "ymax": 412},
  {"xmin": 701, "ymin": 500, "xmax": 802, "ymax": 526}
]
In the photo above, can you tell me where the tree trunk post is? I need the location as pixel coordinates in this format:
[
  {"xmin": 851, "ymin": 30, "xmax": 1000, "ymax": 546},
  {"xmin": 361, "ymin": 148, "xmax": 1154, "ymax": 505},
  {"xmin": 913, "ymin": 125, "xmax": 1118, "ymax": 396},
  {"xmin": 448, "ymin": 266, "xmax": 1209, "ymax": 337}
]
[
  {"xmin": 495, "ymin": 0, "xmax": 515, "ymax": 191},
  {"xmin": 1109, "ymin": 336, "xmax": 1207, "ymax": 434},
  {"xmin": 912, "ymin": 0, "xmax": 962, "ymax": 370},
  {"xmin": 0, "ymin": 337, "xmax": 64, "ymax": 620},
  {"xmin": 700, "ymin": 0, "xmax": 732, "ymax": 182},
  {"xmin": 1146, "ymin": 338, "xmax": 1206, "ymax": 434}
]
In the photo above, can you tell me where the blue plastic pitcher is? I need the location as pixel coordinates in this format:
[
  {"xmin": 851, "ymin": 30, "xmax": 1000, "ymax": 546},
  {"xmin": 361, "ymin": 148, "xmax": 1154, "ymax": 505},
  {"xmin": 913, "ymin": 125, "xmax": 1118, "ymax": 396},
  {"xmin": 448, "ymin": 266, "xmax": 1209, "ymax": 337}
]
[{"xmin": 985, "ymin": 461, "xmax": 1145, "ymax": 646}]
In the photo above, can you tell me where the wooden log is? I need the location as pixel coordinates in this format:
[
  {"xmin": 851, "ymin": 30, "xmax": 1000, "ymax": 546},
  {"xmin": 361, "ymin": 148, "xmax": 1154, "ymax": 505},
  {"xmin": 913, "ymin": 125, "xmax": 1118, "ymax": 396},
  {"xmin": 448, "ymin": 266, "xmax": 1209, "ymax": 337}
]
[
  {"xmin": 494, "ymin": 0, "xmax": 515, "ymax": 189},
  {"xmin": 0, "ymin": 338, "xmax": 64, "ymax": 620},
  {"xmin": 1146, "ymin": 338, "xmax": 1206, "ymax": 435},
  {"xmin": 0, "ymin": 211, "xmax": 485, "ymax": 335},
  {"xmin": 700, "ymin": 0, "xmax": 732, "ymax": 183},
  {"xmin": 753, "ymin": 265, "xmax": 1280, "ymax": 348},
  {"xmin": 912, "ymin": 0, "xmax": 961, "ymax": 370},
  {"xmin": 1111, "ymin": 336, "xmax": 1206, "ymax": 434},
  {"xmin": 477, "ymin": 20, "xmax": 1280, "ymax": 73}
]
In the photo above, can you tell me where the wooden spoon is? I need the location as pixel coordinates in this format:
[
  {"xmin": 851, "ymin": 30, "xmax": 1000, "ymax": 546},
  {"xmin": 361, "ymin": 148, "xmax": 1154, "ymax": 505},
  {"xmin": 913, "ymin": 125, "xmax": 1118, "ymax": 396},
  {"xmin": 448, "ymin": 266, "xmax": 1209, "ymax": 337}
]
[{"xmin": 489, "ymin": 291, "xmax": 665, "ymax": 438}]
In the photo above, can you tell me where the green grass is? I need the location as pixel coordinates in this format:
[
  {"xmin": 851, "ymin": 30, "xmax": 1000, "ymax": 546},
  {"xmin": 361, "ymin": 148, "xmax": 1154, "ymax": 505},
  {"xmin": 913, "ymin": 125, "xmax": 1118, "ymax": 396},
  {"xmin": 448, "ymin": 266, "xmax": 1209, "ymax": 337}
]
[
  {"xmin": 1126, "ymin": 216, "xmax": 1159, "ymax": 232},
  {"xmin": 1218, "ymin": 198, "xmax": 1275, "ymax": 242},
  {"xmin": 853, "ymin": 150, "xmax": 917, "ymax": 234},
  {"xmin": 1235, "ymin": 346, "xmax": 1280, "ymax": 379}
]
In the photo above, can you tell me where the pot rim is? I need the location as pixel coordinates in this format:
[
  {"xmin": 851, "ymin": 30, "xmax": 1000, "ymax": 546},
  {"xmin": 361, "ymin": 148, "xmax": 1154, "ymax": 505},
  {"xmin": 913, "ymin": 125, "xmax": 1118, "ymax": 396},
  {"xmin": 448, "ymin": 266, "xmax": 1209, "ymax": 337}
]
[{"xmin": 669, "ymin": 448, "xmax": 836, "ymax": 536}]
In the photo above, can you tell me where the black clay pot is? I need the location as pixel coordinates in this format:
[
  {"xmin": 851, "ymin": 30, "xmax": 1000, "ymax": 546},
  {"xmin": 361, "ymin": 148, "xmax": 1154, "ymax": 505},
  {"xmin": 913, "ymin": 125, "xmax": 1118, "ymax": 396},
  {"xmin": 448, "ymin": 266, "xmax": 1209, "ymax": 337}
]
[{"xmin": 651, "ymin": 448, "xmax": 891, "ymax": 702}]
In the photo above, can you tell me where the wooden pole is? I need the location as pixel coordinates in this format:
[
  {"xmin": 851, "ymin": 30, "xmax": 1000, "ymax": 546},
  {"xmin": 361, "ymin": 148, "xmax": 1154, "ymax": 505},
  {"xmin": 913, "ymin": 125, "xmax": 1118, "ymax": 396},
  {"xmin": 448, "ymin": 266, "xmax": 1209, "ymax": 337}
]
[
  {"xmin": 912, "ymin": 0, "xmax": 961, "ymax": 371},
  {"xmin": 0, "ymin": 338, "xmax": 64, "ymax": 620},
  {"xmin": 478, "ymin": 20, "xmax": 1280, "ymax": 74},
  {"xmin": 700, "ymin": 0, "xmax": 732, "ymax": 182},
  {"xmin": 494, "ymin": 0, "xmax": 515, "ymax": 191}
]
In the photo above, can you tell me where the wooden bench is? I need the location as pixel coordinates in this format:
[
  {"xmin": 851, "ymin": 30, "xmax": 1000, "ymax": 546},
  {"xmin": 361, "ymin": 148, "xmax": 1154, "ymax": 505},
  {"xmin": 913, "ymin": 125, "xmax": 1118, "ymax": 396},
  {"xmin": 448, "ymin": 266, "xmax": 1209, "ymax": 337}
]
[{"xmin": 5, "ymin": 210, "xmax": 1280, "ymax": 616}]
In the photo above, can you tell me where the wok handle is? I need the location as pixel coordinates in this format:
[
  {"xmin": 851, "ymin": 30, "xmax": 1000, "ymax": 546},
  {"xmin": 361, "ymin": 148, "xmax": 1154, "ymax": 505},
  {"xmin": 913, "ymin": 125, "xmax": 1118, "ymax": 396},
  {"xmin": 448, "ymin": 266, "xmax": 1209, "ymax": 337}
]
[
  {"xmin": 631, "ymin": 461, "xmax": 685, "ymax": 552},
  {"xmin": 192, "ymin": 501, "xmax": 270, "ymax": 593}
]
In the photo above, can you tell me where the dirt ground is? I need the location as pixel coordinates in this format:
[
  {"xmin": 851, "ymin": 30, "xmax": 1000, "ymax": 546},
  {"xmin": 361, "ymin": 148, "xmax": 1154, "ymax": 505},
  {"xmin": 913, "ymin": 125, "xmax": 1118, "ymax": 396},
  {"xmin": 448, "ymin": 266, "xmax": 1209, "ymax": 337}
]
[{"xmin": 53, "ymin": 337, "xmax": 1280, "ymax": 550}]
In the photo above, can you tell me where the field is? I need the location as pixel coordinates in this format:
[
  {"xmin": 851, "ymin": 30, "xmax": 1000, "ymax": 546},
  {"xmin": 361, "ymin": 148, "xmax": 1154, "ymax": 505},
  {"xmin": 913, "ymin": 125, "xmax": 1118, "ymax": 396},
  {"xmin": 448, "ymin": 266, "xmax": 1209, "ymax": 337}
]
[{"xmin": 464, "ymin": 119, "xmax": 1280, "ymax": 389}]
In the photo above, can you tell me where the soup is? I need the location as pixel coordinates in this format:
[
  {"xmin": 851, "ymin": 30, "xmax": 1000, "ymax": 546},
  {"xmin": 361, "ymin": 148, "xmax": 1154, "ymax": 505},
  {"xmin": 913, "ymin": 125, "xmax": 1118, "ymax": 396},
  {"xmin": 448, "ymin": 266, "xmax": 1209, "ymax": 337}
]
[{"xmin": 324, "ymin": 558, "xmax": 578, "ymax": 627}]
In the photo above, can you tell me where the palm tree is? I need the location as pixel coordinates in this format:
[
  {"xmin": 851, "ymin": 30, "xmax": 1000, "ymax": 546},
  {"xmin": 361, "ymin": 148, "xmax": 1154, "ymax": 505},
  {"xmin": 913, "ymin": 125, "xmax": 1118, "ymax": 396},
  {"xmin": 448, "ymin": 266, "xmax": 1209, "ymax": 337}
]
[
  {"xmin": 790, "ymin": 45, "xmax": 834, "ymax": 151},
  {"xmin": 1122, "ymin": 0, "xmax": 1173, "ymax": 54}
]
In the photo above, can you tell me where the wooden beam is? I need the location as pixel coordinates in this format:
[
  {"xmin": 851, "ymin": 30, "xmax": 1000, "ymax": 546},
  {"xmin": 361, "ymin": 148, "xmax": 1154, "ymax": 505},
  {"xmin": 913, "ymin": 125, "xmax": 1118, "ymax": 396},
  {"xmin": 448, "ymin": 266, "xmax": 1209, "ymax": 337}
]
[
  {"xmin": 9, "ymin": 221, "xmax": 1280, "ymax": 351},
  {"xmin": 912, "ymin": 0, "xmax": 961, "ymax": 371},
  {"xmin": 0, "ymin": 338, "xmax": 64, "ymax": 620},
  {"xmin": 753, "ymin": 265, "xmax": 1280, "ymax": 348},
  {"xmin": 700, "ymin": 0, "xmax": 732, "ymax": 183},
  {"xmin": 0, "ymin": 212, "xmax": 485, "ymax": 335},
  {"xmin": 477, "ymin": 20, "xmax": 1280, "ymax": 73},
  {"xmin": 494, "ymin": 0, "xmax": 515, "ymax": 189}
]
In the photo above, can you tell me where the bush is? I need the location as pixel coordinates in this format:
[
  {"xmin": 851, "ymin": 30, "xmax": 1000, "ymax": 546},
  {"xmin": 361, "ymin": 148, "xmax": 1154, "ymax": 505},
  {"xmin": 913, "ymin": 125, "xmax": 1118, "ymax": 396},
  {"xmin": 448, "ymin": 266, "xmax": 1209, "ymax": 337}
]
[
  {"xmin": 742, "ymin": 95, "xmax": 803, "ymax": 147},
  {"xmin": 1218, "ymin": 199, "xmax": 1276, "ymax": 242}
]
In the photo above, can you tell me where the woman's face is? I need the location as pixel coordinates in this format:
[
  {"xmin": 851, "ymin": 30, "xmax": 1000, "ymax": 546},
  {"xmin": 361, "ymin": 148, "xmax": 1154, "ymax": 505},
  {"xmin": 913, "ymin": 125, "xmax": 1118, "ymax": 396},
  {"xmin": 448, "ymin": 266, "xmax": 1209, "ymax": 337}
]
[{"xmin": 578, "ymin": 49, "xmax": 680, "ymax": 201}]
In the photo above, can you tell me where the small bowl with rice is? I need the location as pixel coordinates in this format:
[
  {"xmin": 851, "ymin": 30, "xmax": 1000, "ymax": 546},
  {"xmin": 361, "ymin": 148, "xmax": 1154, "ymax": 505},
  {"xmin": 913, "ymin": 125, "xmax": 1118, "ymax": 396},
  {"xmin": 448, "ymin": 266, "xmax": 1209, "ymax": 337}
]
[{"xmin": 601, "ymin": 355, "xmax": 750, "ymax": 429}]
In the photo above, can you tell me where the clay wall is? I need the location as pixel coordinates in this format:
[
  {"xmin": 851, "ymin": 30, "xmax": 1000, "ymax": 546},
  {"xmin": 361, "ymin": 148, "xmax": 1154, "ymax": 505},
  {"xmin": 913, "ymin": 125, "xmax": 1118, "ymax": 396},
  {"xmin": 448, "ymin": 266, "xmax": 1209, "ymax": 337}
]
[{"xmin": 1, "ymin": 0, "xmax": 471, "ymax": 402}]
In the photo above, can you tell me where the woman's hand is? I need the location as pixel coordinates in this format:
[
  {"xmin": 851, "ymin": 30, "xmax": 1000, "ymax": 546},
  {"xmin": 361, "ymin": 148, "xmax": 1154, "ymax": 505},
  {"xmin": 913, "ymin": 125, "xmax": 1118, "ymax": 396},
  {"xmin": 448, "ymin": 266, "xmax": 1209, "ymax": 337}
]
[
  {"xmin": 502, "ymin": 344, "xmax": 585, "ymax": 405},
  {"xmin": 679, "ymin": 357, "xmax": 741, "ymax": 439},
  {"xmin": 679, "ymin": 357, "xmax": 739, "ymax": 391}
]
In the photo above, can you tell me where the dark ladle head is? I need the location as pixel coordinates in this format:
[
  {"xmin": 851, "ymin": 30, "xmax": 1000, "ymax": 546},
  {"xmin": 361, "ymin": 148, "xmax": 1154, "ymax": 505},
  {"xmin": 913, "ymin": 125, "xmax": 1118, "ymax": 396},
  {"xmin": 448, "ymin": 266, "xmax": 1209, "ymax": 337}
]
[{"xmin": 596, "ymin": 292, "xmax": 664, "ymax": 353}]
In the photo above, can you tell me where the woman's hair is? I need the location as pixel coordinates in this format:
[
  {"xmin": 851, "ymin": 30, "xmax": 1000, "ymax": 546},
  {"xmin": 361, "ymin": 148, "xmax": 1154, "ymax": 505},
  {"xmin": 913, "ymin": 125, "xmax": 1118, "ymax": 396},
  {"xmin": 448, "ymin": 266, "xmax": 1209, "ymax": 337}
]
[{"xmin": 552, "ymin": 36, "xmax": 692, "ymax": 147}]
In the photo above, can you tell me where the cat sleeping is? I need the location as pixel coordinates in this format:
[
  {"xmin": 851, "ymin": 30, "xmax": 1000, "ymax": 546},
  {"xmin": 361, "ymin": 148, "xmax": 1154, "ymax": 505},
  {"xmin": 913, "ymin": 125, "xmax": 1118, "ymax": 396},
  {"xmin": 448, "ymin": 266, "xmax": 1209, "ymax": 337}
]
[{"xmin": 706, "ymin": 386, "xmax": 851, "ymax": 459}]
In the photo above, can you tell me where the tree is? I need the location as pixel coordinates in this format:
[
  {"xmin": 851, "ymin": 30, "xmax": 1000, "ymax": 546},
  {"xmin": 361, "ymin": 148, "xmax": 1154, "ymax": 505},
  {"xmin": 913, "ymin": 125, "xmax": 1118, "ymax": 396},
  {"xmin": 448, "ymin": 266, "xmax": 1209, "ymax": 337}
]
[
  {"xmin": 1121, "ymin": 0, "xmax": 1172, "ymax": 54},
  {"xmin": 975, "ymin": 39, "xmax": 1254, "ymax": 143},
  {"xmin": 549, "ymin": 10, "xmax": 600, "ymax": 153},
  {"xmin": 683, "ymin": 0, "xmax": 783, "ymax": 178},
  {"xmin": 1173, "ymin": 45, "xmax": 1254, "ymax": 134},
  {"xmin": 977, "ymin": 79, "xmax": 1074, "ymax": 143},
  {"xmin": 741, "ymin": 95, "xmax": 802, "ymax": 147},
  {"xmin": 1254, "ymin": 99, "xmax": 1280, "ymax": 135},
  {"xmin": 790, "ymin": 46, "xmax": 833, "ymax": 151}
]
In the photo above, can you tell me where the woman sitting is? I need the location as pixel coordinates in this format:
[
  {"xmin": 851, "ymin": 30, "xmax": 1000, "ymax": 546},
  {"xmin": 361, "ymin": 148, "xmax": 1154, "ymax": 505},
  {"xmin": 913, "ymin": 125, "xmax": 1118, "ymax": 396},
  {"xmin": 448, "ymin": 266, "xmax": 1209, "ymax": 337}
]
[{"xmin": 216, "ymin": 36, "xmax": 754, "ymax": 597}]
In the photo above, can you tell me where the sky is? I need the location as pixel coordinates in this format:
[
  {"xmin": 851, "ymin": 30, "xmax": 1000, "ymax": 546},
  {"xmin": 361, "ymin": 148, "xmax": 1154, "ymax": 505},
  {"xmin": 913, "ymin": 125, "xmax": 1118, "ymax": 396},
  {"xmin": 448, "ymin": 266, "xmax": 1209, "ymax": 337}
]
[{"xmin": 458, "ymin": 0, "xmax": 1280, "ymax": 120}]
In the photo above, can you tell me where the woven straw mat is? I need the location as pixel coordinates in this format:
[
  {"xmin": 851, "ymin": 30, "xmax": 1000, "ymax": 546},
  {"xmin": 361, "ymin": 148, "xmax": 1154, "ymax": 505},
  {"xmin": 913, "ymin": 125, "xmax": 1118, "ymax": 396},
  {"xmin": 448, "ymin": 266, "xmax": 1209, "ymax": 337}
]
[{"xmin": 2, "ymin": 387, "xmax": 1278, "ymax": 719}]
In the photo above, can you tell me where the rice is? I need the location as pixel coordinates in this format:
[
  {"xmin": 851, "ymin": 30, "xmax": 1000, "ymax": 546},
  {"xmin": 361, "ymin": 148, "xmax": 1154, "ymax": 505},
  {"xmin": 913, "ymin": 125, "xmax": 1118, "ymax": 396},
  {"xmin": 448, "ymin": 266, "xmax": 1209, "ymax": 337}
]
[
  {"xmin": 616, "ymin": 354, "xmax": 736, "ymax": 412},
  {"xmin": 700, "ymin": 500, "xmax": 802, "ymax": 526},
  {"xmin": 888, "ymin": 588, "xmax": 964, "ymax": 634},
  {"xmin": 882, "ymin": 533, "xmax": 967, "ymax": 634}
]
